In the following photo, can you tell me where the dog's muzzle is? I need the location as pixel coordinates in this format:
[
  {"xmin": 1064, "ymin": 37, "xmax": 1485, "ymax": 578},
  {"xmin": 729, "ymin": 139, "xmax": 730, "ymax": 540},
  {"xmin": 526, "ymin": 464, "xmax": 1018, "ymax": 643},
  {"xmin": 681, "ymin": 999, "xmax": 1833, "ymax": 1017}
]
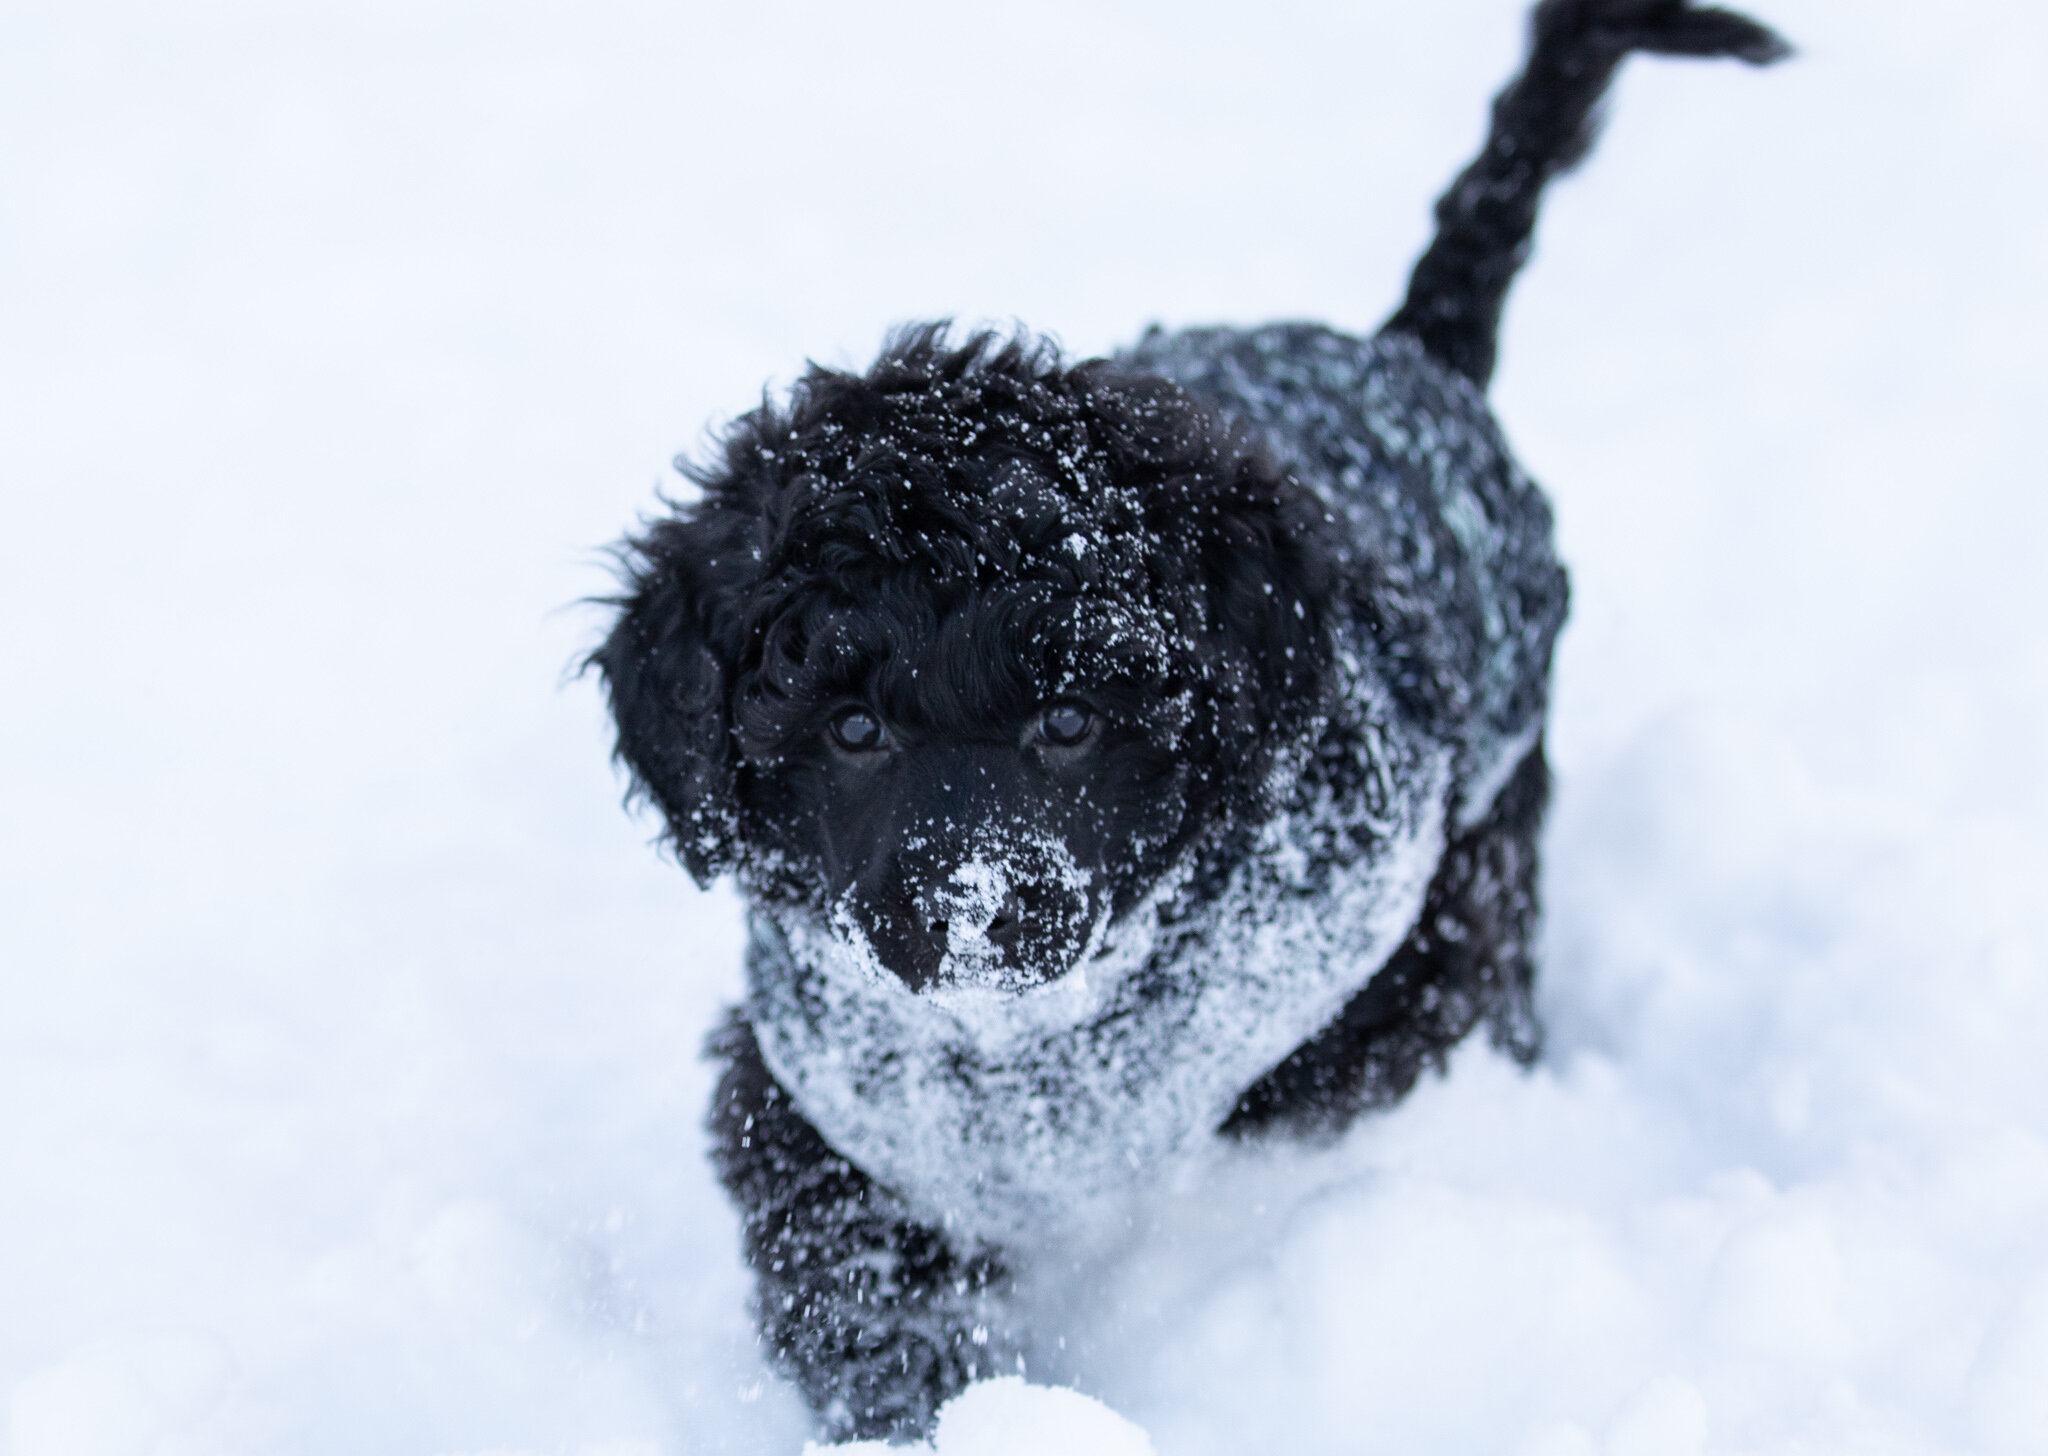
[{"xmin": 852, "ymin": 832, "xmax": 1096, "ymax": 993}]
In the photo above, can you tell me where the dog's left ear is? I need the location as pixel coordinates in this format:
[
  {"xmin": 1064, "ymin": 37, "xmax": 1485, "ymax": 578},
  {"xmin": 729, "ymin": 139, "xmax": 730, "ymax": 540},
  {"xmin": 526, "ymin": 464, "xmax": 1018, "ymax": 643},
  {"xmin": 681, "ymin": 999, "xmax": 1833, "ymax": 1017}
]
[
  {"xmin": 592, "ymin": 522, "xmax": 740, "ymax": 885},
  {"xmin": 1196, "ymin": 479, "xmax": 1337, "ymax": 775}
]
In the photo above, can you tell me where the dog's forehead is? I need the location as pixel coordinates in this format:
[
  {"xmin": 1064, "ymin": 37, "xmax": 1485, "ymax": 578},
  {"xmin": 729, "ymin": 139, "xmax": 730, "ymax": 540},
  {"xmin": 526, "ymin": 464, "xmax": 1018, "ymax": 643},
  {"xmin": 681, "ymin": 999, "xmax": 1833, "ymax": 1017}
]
[
  {"xmin": 814, "ymin": 575, "xmax": 1191, "ymax": 730},
  {"xmin": 783, "ymin": 443, "xmax": 1151, "ymax": 576}
]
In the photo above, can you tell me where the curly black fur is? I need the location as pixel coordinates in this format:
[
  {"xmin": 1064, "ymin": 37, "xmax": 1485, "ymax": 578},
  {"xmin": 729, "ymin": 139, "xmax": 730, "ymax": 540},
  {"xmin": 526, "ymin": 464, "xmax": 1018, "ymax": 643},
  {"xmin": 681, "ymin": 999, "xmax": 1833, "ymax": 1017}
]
[
  {"xmin": 705, "ymin": 1014, "xmax": 1019, "ymax": 1439},
  {"xmin": 1224, "ymin": 742, "xmax": 1550, "ymax": 1136},
  {"xmin": 592, "ymin": 0, "xmax": 1785, "ymax": 1441},
  {"xmin": 1387, "ymin": 0, "xmax": 1789, "ymax": 386}
]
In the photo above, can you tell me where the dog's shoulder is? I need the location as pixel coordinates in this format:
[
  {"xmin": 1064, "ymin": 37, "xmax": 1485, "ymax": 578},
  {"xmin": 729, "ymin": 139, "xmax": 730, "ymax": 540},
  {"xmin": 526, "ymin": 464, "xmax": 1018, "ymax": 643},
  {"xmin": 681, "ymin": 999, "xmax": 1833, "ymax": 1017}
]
[{"xmin": 1119, "ymin": 322, "xmax": 1568, "ymax": 826}]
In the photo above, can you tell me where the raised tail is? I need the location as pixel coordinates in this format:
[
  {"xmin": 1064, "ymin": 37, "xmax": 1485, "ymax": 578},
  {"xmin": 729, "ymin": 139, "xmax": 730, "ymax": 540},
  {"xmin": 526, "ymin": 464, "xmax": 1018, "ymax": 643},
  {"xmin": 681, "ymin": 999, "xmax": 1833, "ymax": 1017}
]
[{"xmin": 1382, "ymin": 0, "xmax": 1789, "ymax": 387}]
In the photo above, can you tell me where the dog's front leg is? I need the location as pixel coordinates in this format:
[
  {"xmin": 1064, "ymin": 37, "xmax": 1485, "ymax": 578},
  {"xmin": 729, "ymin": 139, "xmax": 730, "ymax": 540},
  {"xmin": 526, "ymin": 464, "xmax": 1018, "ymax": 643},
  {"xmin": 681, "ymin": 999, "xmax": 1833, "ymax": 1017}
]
[{"xmin": 704, "ymin": 1012, "xmax": 1019, "ymax": 1442}]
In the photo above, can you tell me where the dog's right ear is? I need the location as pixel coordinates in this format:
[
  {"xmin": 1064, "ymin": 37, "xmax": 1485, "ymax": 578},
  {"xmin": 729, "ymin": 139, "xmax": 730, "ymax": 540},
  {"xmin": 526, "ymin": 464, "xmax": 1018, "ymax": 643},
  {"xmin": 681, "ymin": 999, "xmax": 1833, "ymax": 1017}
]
[{"xmin": 591, "ymin": 521, "xmax": 740, "ymax": 886}]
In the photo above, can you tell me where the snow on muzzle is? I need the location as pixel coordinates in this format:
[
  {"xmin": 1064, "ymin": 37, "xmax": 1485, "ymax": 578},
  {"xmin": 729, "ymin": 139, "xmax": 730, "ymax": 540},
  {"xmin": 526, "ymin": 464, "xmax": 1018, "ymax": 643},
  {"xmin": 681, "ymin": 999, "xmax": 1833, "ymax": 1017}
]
[{"xmin": 853, "ymin": 827, "xmax": 1099, "ymax": 993}]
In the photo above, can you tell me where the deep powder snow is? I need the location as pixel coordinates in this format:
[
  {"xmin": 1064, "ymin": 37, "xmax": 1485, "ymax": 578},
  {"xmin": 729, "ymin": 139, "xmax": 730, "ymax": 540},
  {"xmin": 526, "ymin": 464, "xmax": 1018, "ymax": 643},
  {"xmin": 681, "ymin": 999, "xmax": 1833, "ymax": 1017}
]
[{"xmin": 4, "ymin": 2, "xmax": 2046, "ymax": 1454}]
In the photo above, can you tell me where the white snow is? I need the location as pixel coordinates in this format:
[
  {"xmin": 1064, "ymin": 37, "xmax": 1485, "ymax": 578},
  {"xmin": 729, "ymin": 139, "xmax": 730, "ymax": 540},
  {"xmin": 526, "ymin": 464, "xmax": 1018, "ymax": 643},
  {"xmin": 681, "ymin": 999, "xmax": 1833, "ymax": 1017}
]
[
  {"xmin": 811, "ymin": 1379, "xmax": 1155, "ymax": 1456},
  {"xmin": 4, "ymin": 2, "xmax": 2046, "ymax": 1454}
]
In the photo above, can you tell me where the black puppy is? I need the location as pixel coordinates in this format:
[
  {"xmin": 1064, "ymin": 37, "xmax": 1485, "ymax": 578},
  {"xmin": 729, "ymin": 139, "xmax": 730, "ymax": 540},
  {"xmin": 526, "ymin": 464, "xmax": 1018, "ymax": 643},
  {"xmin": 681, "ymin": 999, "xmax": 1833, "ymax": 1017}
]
[{"xmin": 595, "ymin": 0, "xmax": 1785, "ymax": 1440}]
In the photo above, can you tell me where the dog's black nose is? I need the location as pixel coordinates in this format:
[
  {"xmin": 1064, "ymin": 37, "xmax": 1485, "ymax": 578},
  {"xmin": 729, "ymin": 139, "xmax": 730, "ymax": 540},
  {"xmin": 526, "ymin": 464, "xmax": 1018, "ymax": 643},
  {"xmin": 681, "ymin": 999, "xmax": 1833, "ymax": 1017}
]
[
  {"xmin": 855, "ymin": 875, "xmax": 1078, "ymax": 993},
  {"xmin": 915, "ymin": 888, "xmax": 1026, "ymax": 958},
  {"xmin": 984, "ymin": 889, "xmax": 1024, "ymax": 946}
]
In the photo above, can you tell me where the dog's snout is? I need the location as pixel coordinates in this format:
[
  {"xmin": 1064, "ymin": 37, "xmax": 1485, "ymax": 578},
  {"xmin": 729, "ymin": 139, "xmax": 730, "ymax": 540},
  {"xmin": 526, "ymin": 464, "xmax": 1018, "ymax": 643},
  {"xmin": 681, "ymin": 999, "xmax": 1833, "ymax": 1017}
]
[
  {"xmin": 917, "ymin": 881, "xmax": 1031, "ymax": 951},
  {"xmin": 918, "ymin": 900, "xmax": 948, "ymax": 955},
  {"xmin": 915, "ymin": 886, "xmax": 1026, "ymax": 957},
  {"xmin": 856, "ymin": 855, "xmax": 1086, "ymax": 993},
  {"xmin": 984, "ymin": 889, "xmax": 1024, "ymax": 946}
]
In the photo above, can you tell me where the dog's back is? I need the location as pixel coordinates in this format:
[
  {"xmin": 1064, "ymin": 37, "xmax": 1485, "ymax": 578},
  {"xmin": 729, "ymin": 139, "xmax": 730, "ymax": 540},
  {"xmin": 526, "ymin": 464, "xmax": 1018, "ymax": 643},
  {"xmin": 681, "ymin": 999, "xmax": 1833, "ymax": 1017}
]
[
  {"xmin": 1123, "ymin": 323, "xmax": 1568, "ymax": 830},
  {"xmin": 1130, "ymin": 0, "xmax": 1787, "ymax": 830}
]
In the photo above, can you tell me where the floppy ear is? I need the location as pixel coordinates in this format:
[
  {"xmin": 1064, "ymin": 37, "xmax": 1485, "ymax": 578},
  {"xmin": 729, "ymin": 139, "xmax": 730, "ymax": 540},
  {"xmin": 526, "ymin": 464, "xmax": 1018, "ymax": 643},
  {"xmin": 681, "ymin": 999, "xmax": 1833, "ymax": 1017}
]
[
  {"xmin": 592, "ymin": 526, "xmax": 739, "ymax": 885},
  {"xmin": 1199, "ymin": 475, "xmax": 1339, "ymax": 768}
]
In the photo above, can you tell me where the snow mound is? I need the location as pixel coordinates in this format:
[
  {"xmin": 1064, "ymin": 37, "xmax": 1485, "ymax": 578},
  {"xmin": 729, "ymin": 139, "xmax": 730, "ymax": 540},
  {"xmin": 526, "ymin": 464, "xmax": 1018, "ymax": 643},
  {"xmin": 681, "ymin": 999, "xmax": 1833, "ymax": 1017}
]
[{"xmin": 811, "ymin": 1378, "xmax": 1155, "ymax": 1456}]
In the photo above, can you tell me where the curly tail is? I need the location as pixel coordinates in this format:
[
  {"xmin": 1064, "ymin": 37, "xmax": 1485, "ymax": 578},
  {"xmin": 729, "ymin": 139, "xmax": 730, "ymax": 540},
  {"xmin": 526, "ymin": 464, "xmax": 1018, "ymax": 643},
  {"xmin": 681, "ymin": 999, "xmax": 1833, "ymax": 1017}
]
[{"xmin": 1382, "ymin": 0, "xmax": 1790, "ymax": 387}]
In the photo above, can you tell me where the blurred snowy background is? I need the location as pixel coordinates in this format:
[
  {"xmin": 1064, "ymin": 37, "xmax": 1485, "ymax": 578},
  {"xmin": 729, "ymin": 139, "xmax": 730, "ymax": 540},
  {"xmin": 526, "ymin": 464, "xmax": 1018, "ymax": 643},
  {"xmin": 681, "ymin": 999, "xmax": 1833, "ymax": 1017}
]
[{"xmin": 3, "ymin": 0, "xmax": 2045, "ymax": 1451}]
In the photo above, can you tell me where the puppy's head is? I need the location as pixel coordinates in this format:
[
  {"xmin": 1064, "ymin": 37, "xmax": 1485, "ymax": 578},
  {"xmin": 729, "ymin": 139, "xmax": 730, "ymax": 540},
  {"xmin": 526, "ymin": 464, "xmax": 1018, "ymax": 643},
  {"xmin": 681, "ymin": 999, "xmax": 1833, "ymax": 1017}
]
[{"xmin": 597, "ymin": 327, "xmax": 1334, "ymax": 991}]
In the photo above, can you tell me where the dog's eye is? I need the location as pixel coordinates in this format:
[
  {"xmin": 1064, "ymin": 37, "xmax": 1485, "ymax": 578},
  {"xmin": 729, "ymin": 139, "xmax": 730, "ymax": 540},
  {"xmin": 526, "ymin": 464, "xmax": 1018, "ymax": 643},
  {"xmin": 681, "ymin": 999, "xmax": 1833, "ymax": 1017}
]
[
  {"xmin": 829, "ymin": 708, "xmax": 886, "ymax": 752},
  {"xmin": 1038, "ymin": 702, "xmax": 1095, "ymax": 748}
]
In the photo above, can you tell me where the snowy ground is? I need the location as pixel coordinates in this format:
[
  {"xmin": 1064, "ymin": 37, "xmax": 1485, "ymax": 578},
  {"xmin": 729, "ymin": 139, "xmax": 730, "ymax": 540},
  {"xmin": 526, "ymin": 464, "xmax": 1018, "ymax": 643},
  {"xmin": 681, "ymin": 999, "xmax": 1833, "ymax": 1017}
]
[{"xmin": 4, "ymin": 1, "xmax": 2046, "ymax": 1452}]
